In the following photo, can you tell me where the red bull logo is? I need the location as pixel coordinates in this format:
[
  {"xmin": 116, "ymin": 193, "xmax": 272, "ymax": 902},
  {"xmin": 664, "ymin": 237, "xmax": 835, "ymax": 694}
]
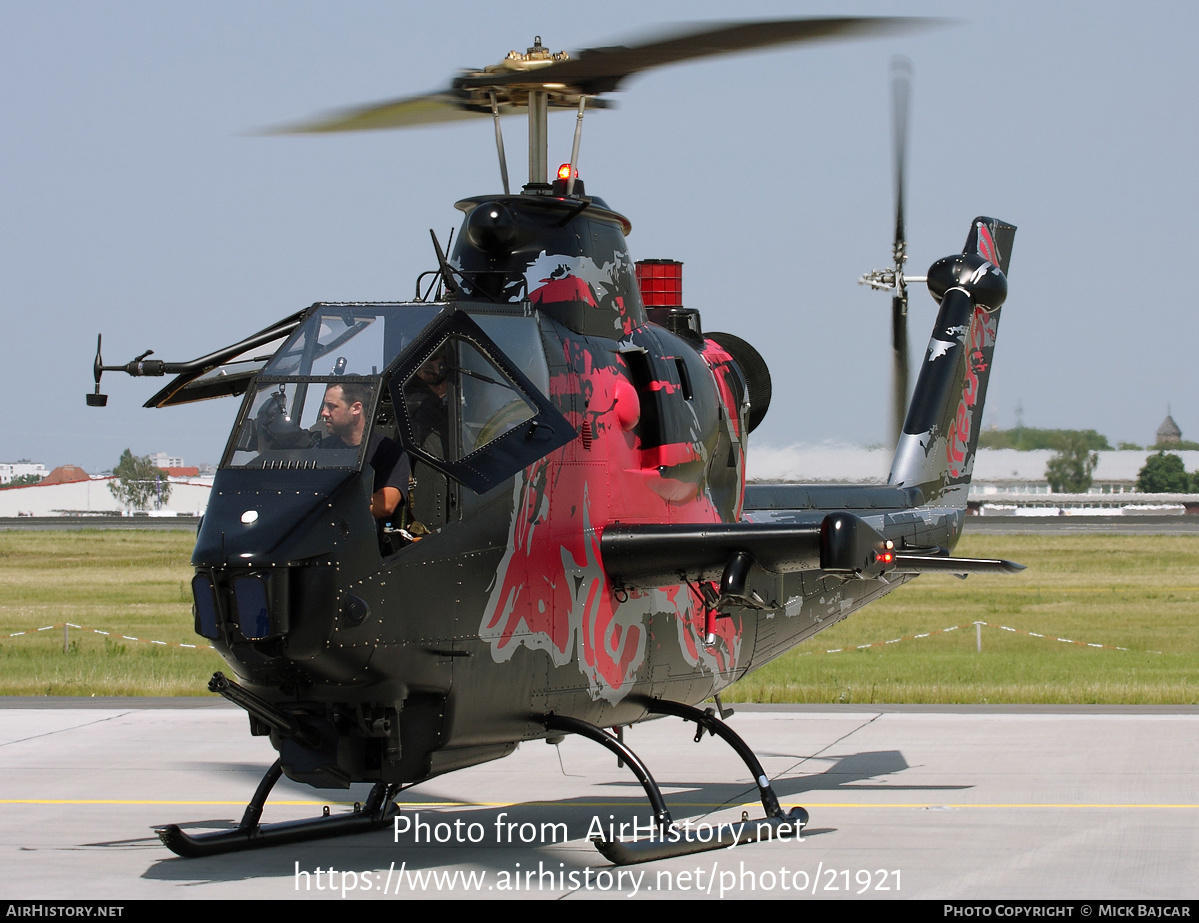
[
  {"xmin": 479, "ymin": 337, "xmax": 743, "ymax": 703},
  {"xmin": 975, "ymin": 221, "xmax": 1000, "ymax": 266},
  {"xmin": 945, "ymin": 305, "xmax": 997, "ymax": 479}
]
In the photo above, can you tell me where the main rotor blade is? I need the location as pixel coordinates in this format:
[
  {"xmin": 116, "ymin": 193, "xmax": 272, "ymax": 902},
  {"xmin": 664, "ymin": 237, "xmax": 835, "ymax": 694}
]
[
  {"xmin": 266, "ymin": 92, "xmax": 506, "ymax": 134},
  {"xmin": 273, "ymin": 17, "xmax": 930, "ymax": 134},
  {"xmin": 461, "ymin": 17, "xmax": 926, "ymax": 95}
]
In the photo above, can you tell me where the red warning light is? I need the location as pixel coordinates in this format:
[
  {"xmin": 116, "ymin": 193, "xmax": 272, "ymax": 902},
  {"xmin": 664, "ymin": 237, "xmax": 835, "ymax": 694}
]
[{"xmin": 557, "ymin": 163, "xmax": 577, "ymax": 181}]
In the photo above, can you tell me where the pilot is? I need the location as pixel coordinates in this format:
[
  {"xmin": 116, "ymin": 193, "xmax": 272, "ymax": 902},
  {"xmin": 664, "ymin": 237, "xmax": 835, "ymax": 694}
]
[
  {"xmin": 416, "ymin": 353, "xmax": 449, "ymax": 401},
  {"xmin": 406, "ymin": 351, "xmax": 451, "ymax": 455},
  {"xmin": 320, "ymin": 382, "xmax": 410, "ymax": 519}
]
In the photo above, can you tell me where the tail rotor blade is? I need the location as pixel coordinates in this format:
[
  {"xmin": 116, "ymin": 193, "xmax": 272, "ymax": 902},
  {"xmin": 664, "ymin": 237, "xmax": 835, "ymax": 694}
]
[
  {"xmin": 891, "ymin": 56, "xmax": 911, "ymax": 258},
  {"xmin": 891, "ymin": 294, "xmax": 909, "ymax": 441},
  {"xmin": 890, "ymin": 56, "xmax": 912, "ymax": 443}
]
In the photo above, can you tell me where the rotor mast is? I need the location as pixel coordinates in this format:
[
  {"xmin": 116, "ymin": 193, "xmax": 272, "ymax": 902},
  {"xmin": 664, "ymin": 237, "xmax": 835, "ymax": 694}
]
[
  {"xmin": 528, "ymin": 89, "xmax": 548, "ymax": 183},
  {"xmin": 504, "ymin": 36, "xmax": 562, "ymax": 185}
]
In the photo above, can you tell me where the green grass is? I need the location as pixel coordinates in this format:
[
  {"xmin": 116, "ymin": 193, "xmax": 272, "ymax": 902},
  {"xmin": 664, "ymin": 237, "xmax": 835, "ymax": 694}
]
[
  {"xmin": 0, "ymin": 531, "xmax": 222, "ymax": 695},
  {"xmin": 1, "ymin": 531, "xmax": 1197, "ymax": 702},
  {"xmin": 725, "ymin": 534, "xmax": 1199, "ymax": 705}
]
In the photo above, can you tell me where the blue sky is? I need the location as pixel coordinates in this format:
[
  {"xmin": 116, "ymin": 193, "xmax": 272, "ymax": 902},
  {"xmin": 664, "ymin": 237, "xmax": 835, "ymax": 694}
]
[{"xmin": 3, "ymin": 1, "xmax": 1196, "ymax": 471}]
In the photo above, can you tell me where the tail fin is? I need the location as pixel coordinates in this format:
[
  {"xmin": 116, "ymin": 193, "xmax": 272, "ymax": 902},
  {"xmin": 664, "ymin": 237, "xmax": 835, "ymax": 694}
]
[{"xmin": 888, "ymin": 216, "xmax": 1015, "ymax": 507}]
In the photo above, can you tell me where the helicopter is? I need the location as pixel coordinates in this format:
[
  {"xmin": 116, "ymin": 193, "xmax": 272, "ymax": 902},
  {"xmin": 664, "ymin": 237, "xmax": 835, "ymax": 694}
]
[{"xmin": 87, "ymin": 18, "xmax": 1020, "ymax": 864}]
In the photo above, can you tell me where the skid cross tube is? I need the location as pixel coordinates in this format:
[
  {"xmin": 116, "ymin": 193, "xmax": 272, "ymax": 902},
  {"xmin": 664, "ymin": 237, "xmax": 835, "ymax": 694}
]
[
  {"xmin": 545, "ymin": 705, "xmax": 807, "ymax": 865},
  {"xmin": 646, "ymin": 699, "xmax": 795, "ymax": 821},
  {"xmin": 543, "ymin": 713, "xmax": 672, "ymax": 829},
  {"xmin": 155, "ymin": 759, "xmax": 399, "ymax": 858}
]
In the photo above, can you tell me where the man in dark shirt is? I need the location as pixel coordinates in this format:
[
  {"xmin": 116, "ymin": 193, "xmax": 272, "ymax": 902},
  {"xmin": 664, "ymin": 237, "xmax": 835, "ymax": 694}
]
[
  {"xmin": 320, "ymin": 382, "xmax": 410, "ymax": 519},
  {"xmin": 406, "ymin": 352, "xmax": 450, "ymax": 456}
]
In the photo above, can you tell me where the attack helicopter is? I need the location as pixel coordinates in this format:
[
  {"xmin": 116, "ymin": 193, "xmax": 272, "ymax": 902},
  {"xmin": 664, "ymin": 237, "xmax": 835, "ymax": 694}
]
[{"xmin": 88, "ymin": 18, "xmax": 1020, "ymax": 864}]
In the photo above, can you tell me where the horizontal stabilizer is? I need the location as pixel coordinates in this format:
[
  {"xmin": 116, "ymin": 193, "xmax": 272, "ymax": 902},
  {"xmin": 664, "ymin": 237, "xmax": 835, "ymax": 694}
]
[{"xmin": 892, "ymin": 553, "xmax": 1024, "ymax": 575}]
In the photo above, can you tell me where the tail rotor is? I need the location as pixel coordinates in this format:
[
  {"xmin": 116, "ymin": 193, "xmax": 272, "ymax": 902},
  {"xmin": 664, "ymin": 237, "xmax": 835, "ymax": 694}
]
[{"xmin": 861, "ymin": 56, "xmax": 921, "ymax": 445}]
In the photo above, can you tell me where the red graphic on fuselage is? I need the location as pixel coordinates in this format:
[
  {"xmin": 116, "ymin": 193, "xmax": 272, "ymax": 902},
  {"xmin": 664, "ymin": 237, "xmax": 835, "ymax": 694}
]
[
  {"xmin": 529, "ymin": 273, "xmax": 598, "ymax": 307},
  {"xmin": 479, "ymin": 333, "xmax": 744, "ymax": 702},
  {"xmin": 945, "ymin": 305, "xmax": 997, "ymax": 479},
  {"xmin": 975, "ymin": 222, "xmax": 1000, "ymax": 266},
  {"xmin": 523, "ymin": 256, "xmax": 637, "ymax": 336}
]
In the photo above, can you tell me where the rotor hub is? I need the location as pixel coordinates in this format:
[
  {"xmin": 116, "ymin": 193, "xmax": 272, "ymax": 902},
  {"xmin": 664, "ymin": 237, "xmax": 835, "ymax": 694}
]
[{"xmin": 494, "ymin": 36, "xmax": 570, "ymax": 73}]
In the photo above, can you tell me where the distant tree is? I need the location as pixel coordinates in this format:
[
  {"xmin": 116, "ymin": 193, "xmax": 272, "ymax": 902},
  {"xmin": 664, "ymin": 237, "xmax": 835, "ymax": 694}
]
[
  {"xmin": 1117, "ymin": 442, "xmax": 1143, "ymax": 451},
  {"xmin": 978, "ymin": 427, "xmax": 1111, "ymax": 452},
  {"xmin": 1136, "ymin": 452, "xmax": 1192, "ymax": 493},
  {"xmin": 1151, "ymin": 439, "xmax": 1199, "ymax": 451},
  {"xmin": 1045, "ymin": 437, "xmax": 1099, "ymax": 493},
  {"xmin": 7, "ymin": 473, "xmax": 43, "ymax": 487},
  {"xmin": 108, "ymin": 449, "xmax": 171, "ymax": 511}
]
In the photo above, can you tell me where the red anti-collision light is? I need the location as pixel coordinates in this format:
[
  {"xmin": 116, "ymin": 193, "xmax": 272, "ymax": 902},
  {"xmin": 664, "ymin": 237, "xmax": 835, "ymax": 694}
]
[{"xmin": 557, "ymin": 164, "xmax": 577, "ymax": 181}]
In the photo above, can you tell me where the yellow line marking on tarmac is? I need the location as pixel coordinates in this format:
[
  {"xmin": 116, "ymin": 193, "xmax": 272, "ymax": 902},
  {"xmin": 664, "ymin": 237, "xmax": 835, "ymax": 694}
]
[
  {"xmin": 4, "ymin": 799, "xmax": 1198, "ymax": 809},
  {"xmin": 792, "ymin": 803, "xmax": 1199, "ymax": 809}
]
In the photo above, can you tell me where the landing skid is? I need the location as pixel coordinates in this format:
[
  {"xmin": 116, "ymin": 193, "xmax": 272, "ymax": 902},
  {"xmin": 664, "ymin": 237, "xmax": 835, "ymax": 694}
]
[
  {"xmin": 158, "ymin": 701, "xmax": 800, "ymax": 861},
  {"xmin": 155, "ymin": 759, "xmax": 399, "ymax": 858},
  {"xmin": 545, "ymin": 699, "xmax": 807, "ymax": 865}
]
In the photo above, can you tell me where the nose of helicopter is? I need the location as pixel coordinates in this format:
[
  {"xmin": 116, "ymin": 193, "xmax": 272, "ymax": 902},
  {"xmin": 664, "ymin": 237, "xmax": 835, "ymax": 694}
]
[{"xmin": 189, "ymin": 465, "xmax": 381, "ymax": 674}]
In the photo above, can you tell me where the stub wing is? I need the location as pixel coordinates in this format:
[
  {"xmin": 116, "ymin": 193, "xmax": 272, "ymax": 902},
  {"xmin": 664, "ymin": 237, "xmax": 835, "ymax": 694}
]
[{"xmin": 602, "ymin": 510, "xmax": 1022, "ymax": 597}]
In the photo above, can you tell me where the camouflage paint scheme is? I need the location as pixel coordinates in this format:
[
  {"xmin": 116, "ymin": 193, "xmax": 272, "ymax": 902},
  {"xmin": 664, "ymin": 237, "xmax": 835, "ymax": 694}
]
[{"xmin": 187, "ymin": 190, "xmax": 1013, "ymax": 791}]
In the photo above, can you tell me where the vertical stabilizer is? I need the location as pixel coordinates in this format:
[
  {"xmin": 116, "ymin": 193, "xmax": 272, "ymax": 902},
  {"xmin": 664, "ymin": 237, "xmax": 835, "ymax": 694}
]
[{"xmin": 888, "ymin": 217, "xmax": 1015, "ymax": 509}]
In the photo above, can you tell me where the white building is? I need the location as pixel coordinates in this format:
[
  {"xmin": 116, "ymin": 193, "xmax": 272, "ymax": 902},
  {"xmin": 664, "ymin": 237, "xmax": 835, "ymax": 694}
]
[
  {"xmin": 0, "ymin": 475, "xmax": 212, "ymax": 517},
  {"xmin": 746, "ymin": 445, "xmax": 1199, "ymax": 514},
  {"xmin": 0, "ymin": 462, "xmax": 49, "ymax": 485},
  {"xmin": 149, "ymin": 453, "xmax": 185, "ymax": 469}
]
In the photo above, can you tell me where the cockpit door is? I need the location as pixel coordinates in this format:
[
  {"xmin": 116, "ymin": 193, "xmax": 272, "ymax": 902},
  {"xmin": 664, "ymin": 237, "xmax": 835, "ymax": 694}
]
[{"xmin": 388, "ymin": 310, "xmax": 575, "ymax": 494}]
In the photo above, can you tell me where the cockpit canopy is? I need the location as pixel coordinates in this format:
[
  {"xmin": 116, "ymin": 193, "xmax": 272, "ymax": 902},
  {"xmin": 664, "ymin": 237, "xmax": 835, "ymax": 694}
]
[
  {"xmin": 262, "ymin": 304, "xmax": 441, "ymax": 379},
  {"xmin": 222, "ymin": 302, "xmax": 574, "ymax": 494}
]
